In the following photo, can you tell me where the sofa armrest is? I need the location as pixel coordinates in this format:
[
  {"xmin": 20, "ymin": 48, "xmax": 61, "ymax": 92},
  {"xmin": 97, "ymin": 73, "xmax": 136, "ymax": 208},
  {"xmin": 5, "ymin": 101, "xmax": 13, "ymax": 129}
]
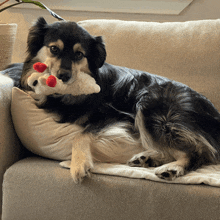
[
  {"xmin": 0, "ymin": 73, "xmax": 23, "ymax": 213},
  {"xmin": 0, "ymin": 73, "xmax": 23, "ymax": 170}
]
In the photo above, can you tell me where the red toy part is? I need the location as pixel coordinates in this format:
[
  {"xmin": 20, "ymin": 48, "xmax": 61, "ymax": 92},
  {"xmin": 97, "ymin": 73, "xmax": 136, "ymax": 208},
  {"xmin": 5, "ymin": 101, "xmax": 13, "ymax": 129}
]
[
  {"xmin": 46, "ymin": 75, "xmax": 57, "ymax": 87},
  {"xmin": 33, "ymin": 62, "xmax": 47, "ymax": 73}
]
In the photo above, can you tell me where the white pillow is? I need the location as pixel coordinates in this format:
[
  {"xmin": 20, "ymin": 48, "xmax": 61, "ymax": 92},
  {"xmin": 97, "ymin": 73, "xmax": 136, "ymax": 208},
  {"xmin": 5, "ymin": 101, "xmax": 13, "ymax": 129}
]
[{"xmin": 11, "ymin": 87, "xmax": 84, "ymax": 161}]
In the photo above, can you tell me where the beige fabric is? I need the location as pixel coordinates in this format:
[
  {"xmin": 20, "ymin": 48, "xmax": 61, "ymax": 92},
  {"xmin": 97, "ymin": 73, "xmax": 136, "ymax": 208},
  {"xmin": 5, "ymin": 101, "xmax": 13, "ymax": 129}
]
[
  {"xmin": 3, "ymin": 157, "xmax": 220, "ymax": 220},
  {"xmin": 11, "ymin": 87, "xmax": 77, "ymax": 161},
  {"xmin": 0, "ymin": 74, "xmax": 22, "ymax": 215},
  {"xmin": 0, "ymin": 24, "xmax": 17, "ymax": 70},
  {"xmin": 79, "ymin": 19, "xmax": 220, "ymax": 111}
]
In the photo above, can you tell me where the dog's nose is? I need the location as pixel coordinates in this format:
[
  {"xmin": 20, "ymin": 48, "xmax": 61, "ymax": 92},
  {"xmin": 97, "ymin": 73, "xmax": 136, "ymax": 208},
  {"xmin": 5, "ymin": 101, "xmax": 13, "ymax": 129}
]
[{"xmin": 57, "ymin": 70, "xmax": 72, "ymax": 82}]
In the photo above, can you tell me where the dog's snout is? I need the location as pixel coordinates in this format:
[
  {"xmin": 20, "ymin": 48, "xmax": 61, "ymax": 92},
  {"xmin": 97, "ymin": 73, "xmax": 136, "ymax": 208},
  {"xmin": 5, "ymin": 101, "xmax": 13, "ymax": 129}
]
[{"xmin": 58, "ymin": 70, "xmax": 72, "ymax": 83}]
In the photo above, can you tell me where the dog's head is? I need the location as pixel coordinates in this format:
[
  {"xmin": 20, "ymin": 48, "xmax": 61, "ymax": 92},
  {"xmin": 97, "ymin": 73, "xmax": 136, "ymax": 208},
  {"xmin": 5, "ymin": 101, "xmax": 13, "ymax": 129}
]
[{"xmin": 21, "ymin": 17, "xmax": 106, "ymax": 89}]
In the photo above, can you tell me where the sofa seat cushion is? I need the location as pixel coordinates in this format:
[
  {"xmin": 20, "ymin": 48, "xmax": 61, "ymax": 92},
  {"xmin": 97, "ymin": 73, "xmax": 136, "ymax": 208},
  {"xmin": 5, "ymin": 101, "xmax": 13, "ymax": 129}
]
[{"xmin": 2, "ymin": 157, "xmax": 220, "ymax": 220}]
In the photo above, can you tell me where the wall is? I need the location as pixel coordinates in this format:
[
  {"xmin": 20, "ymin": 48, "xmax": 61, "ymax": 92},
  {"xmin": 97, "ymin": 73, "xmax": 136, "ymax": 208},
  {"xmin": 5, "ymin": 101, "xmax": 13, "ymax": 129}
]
[{"xmin": 0, "ymin": 0, "xmax": 220, "ymax": 63}]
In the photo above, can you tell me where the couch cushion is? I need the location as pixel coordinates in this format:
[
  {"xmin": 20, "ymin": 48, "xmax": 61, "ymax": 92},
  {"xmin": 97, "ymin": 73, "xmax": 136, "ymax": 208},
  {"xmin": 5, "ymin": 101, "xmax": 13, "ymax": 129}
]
[
  {"xmin": 79, "ymin": 19, "xmax": 220, "ymax": 111},
  {"xmin": 2, "ymin": 157, "xmax": 220, "ymax": 220}
]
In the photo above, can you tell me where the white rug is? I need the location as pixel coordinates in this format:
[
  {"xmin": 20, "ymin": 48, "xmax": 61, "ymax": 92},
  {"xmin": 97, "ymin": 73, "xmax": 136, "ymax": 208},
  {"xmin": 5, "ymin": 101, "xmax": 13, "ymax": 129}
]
[{"xmin": 60, "ymin": 161, "xmax": 220, "ymax": 187}]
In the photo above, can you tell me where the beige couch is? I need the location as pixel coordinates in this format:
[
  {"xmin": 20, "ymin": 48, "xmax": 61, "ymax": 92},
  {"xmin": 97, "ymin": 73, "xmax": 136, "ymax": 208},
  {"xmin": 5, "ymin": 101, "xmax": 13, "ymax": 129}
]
[{"xmin": 1, "ymin": 19, "xmax": 220, "ymax": 220}]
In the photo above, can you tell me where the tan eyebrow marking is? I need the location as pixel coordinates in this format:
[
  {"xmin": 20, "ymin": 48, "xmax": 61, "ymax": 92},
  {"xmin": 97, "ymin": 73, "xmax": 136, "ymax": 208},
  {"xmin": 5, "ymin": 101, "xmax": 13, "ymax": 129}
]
[
  {"xmin": 48, "ymin": 39, "xmax": 64, "ymax": 50},
  {"xmin": 73, "ymin": 43, "xmax": 86, "ymax": 54}
]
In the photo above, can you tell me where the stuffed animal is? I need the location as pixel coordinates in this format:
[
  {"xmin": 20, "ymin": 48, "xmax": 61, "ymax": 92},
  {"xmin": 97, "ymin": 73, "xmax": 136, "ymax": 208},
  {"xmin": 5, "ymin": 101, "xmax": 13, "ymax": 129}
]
[{"xmin": 27, "ymin": 62, "xmax": 101, "ymax": 97}]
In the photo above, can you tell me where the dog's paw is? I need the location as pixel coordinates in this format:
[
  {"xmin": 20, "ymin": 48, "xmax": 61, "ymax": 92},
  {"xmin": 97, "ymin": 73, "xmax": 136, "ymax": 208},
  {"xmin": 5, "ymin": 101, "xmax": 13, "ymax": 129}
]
[
  {"xmin": 70, "ymin": 160, "xmax": 93, "ymax": 184},
  {"xmin": 127, "ymin": 152, "xmax": 149, "ymax": 167},
  {"xmin": 127, "ymin": 151, "xmax": 164, "ymax": 168},
  {"xmin": 155, "ymin": 163, "xmax": 185, "ymax": 181}
]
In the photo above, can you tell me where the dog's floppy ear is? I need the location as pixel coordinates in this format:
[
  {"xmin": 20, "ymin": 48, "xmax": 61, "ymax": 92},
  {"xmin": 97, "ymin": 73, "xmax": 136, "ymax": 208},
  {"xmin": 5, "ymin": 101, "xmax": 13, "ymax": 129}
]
[
  {"xmin": 26, "ymin": 17, "xmax": 48, "ymax": 62},
  {"xmin": 87, "ymin": 36, "xmax": 106, "ymax": 70}
]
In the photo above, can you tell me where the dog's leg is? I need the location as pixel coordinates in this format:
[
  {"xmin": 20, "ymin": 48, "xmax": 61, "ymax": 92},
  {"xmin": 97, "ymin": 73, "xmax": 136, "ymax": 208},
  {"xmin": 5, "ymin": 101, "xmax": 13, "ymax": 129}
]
[{"xmin": 70, "ymin": 133, "xmax": 93, "ymax": 183}]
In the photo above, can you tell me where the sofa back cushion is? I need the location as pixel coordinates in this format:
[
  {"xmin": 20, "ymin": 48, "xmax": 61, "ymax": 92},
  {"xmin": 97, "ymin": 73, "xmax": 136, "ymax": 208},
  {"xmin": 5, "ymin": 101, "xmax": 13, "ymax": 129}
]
[{"xmin": 79, "ymin": 19, "xmax": 220, "ymax": 111}]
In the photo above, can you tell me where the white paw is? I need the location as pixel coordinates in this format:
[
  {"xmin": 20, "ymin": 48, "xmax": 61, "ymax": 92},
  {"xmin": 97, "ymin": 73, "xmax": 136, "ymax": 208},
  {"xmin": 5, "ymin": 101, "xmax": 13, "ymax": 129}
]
[
  {"xmin": 155, "ymin": 163, "xmax": 185, "ymax": 181},
  {"xmin": 70, "ymin": 159, "xmax": 93, "ymax": 184}
]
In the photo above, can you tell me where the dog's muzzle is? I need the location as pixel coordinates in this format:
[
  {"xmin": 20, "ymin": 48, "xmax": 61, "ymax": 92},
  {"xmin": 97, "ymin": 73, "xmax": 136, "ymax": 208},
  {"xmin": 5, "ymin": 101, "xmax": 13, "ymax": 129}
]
[{"xmin": 57, "ymin": 69, "xmax": 72, "ymax": 82}]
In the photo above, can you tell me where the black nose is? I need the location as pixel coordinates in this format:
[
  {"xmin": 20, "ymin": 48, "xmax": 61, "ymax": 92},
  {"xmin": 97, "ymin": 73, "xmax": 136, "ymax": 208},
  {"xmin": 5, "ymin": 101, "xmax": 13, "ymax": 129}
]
[{"xmin": 57, "ymin": 70, "xmax": 72, "ymax": 82}]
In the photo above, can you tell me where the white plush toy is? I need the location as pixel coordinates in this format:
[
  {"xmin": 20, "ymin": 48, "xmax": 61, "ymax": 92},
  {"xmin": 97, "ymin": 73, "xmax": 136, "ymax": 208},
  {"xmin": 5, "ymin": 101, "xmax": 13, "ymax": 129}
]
[{"xmin": 27, "ymin": 62, "xmax": 101, "ymax": 97}]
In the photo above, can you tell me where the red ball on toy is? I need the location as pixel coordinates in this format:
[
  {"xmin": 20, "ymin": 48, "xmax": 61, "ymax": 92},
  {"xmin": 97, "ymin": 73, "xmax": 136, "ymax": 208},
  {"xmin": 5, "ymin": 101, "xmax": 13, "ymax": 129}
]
[
  {"xmin": 33, "ymin": 62, "xmax": 47, "ymax": 73},
  {"xmin": 46, "ymin": 75, "xmax": 57, "ymax": 87}
]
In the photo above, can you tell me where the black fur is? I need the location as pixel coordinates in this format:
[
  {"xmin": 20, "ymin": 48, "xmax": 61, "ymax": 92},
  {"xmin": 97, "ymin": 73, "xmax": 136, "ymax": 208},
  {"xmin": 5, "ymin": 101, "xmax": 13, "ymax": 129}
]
[{"xmin": 6, "ymin": 17, "xmax": 220, "ymax": 179}]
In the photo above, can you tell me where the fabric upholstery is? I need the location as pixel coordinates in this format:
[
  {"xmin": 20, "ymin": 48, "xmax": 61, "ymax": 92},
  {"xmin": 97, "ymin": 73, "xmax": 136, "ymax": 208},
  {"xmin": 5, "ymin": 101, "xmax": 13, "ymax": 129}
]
[
  {"xmin": 79, "ymin": 19, "xmax": 220, "ymax": 111},
  {"xmin": 0, "ymin": 74, "xmax": 22, "ymax": 216},
  {"xmin": 11, "ymin": 87, "xmax": 75, "ymax": 161},
  {"xmin": 3, "ymin": 157, "xmax": 220, "ymax": 220}
]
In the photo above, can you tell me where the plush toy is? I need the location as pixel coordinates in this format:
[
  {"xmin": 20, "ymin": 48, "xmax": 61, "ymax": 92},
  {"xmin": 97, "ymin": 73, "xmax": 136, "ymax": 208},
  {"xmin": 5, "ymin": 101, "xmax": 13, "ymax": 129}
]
[{"xmin": 27, "ymin": 62, "xmax": 101, "ymax": 97}]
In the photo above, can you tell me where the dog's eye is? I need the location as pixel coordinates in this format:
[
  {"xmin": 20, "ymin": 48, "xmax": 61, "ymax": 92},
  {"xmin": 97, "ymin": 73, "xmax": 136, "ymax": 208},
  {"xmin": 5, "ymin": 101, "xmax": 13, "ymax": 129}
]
[
  {"xmin": 75, "ymin": 51, "xmax": 84, "ymax": 61},
  {"xmin": 50, "ymin": 46, "xmax": 60, "ymax": 55}
]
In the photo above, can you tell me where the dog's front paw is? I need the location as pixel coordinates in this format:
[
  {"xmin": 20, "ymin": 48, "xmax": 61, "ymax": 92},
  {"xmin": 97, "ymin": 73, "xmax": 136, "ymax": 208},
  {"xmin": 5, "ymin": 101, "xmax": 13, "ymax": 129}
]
[
  {"xmin": 70, "ymin": 159, "xmax": 93, "ymax": 184},
  {"xmin": 155, "ymin": 163, "xmax": 185, "ymax": 181}
]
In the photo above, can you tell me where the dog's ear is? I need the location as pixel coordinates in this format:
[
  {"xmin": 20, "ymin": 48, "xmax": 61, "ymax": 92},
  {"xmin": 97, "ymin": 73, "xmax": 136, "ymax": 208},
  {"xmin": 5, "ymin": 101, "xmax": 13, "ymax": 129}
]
[
  {"xmin": 87, "ymin": 36, "xmax": 106, "ymax": 70},
  {"xmin": 26, "ymin": 17, "xmax": 48, "ymax": 62}
]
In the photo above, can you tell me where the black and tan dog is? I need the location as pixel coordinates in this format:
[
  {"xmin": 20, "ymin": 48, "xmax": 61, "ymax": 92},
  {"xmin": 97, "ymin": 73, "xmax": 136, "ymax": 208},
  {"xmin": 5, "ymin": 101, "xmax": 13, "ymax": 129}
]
[{"xmin": 8, "ymin": 17, "xmax": 220, "ymax": 182}]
